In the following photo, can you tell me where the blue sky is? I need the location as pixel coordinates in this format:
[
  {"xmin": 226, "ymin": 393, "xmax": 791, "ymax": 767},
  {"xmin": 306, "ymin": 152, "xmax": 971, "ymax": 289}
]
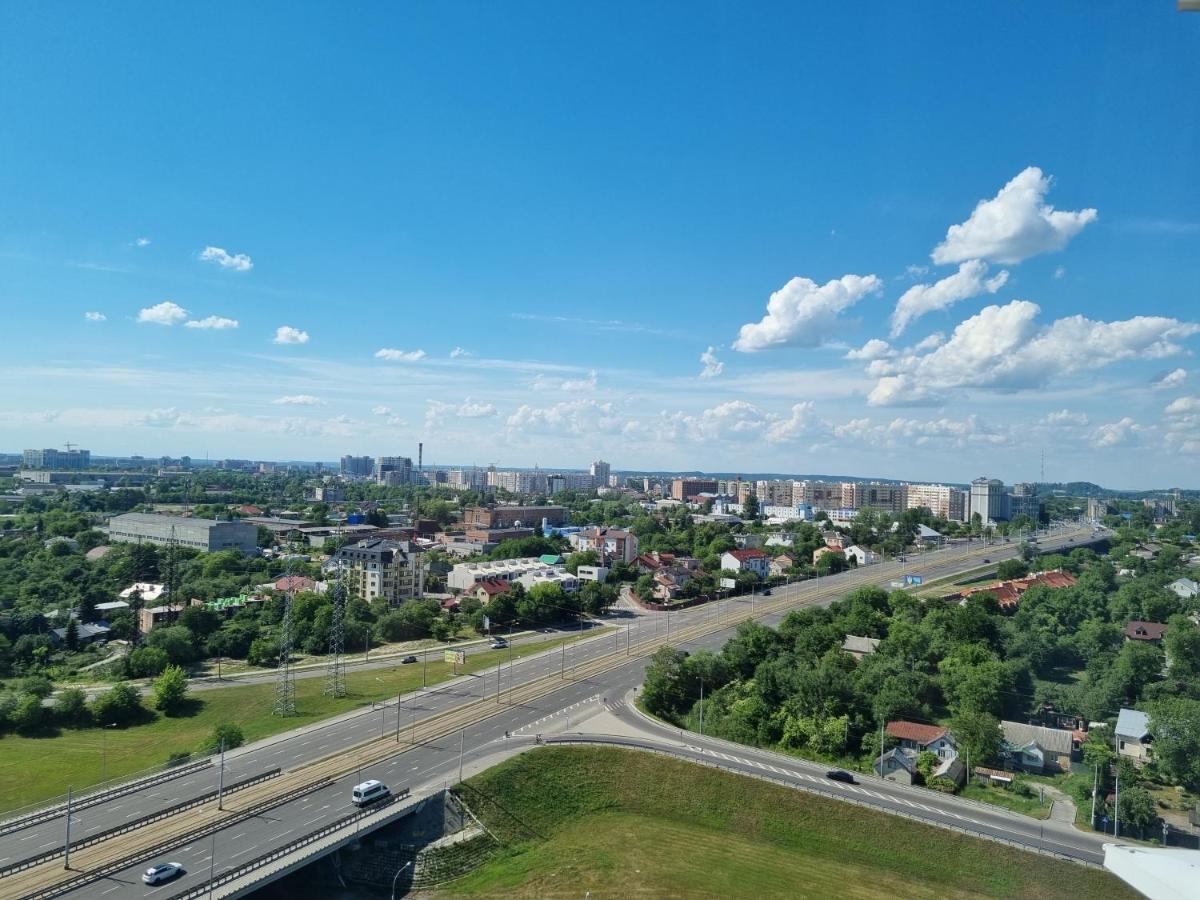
[{"xmin": 2, "ymin": 3, "xmax": 1198, "ymax": 488}]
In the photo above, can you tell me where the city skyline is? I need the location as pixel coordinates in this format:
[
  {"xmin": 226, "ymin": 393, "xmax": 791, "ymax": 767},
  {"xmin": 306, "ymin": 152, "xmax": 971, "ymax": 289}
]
[{"xmin": 2, "ymin": 5, "xmax": 1199, "ymax": 488}]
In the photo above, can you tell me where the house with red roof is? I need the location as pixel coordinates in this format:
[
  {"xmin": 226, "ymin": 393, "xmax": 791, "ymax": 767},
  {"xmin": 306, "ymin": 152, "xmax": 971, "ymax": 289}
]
[
  {"xmin": 471, "ymin": 578, "xmax": 513, "ymax": 605},
  {"xmin": 877, "ymin": 720, "xmax": 963, "ymax": 786},
  {"xmin": 953, "ymin": 569, "xmax": 1077, "ymax": 612},
  {"xmin": 1124, "ymin": 620, "xmax": 1168, "ymax": 645},
  {"xmin": 720, "ymin": 548, "xmax": 769, "ymax": 578}
]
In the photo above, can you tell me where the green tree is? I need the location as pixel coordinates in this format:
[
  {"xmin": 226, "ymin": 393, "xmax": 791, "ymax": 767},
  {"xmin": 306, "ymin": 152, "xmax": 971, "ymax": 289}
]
[
  {"xmin": 144, "ymin": 625, "xmax": 199, "ymax": 665},
  {"xmin": 995, "ymin": 559, "xmax": 1029, "ymax": 581},
  {"xmin": 1117, "ymin": 785, "xmax": 1157, "ymax": 835},
  {"xmin": 63, "ymin": 618, "xmax": 79, "ymax": 651},
  {"xmin": 54, "ymin": 687, "xmax": 92, "ymax": 728},
  {"xmin": 202, "ymin": 722, "xmax": 245, "ymax": 754},
  {"xmin": 950, "ymin": 710, "xmax": 1003, "ymax": 768},
  {"xmin": 91, "ymin": 682, "xmax": 144, "ymax": 726},
  {"xmin": 153, "ymin": 665, "xmax": 189, "ymax": 714},
  {"xmin": 742, "ymin": 494, "xmax": 759, "ymax": 520},
  {"xmin": 11, "ymin": 693, "xmax": 47, "ymax": 734},
  {"xmin": 1148, "ymin": 698, "xmax": 1200, "ymax": 790},
  {"xmin": 128, "ymin": 646, "xmax": 171, "ymax": 678},
  {"xmin": 247, "ymin": 636, "xmax": 278, "ymax": 668},
  {"xmin": 642, "ymin": 647, "xmax": 691, "ymax": 720}
]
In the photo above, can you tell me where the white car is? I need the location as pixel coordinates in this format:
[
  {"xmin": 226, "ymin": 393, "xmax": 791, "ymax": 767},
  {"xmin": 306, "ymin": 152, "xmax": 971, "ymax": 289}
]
[
  {"xmin": 142, "ymin": 862, "xmax": 184, "ymax": 885},
  {"xmin": 490, "ymin": 639, "xmax": 508, "ymax": 649}
]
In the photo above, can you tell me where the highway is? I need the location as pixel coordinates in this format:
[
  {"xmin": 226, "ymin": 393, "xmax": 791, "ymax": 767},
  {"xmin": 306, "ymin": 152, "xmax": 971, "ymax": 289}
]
[{"xmin": 0, "ymin": 525, "xmax": 1100, "ymax": 899}]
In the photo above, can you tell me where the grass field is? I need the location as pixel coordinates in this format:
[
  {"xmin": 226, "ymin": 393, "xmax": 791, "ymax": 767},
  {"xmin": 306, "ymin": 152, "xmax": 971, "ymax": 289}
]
[
  {"xmin": 446, "ymin": 747, "xmax": 1134, "ymax": 899},
  {"xmin": 0, "ymin": 631, "xmax": 603, "ymax": 814}
]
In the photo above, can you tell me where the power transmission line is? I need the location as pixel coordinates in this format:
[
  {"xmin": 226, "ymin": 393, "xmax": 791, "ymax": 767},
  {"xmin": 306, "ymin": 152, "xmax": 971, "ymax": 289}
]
[{"xmin": 273, "ymin": 562, "xmax": 297, "ymax": 717}]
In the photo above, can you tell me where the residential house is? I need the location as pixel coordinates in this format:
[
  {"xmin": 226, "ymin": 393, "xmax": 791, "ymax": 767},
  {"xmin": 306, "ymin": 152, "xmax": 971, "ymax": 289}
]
[
  {"xmin": 119, "ymin": 582, "xmax": 166, "ymax": 604},
  {"xmin": 951, "ymin": 569, "xmax": 1077, "ymax": 612},
  {"xmin": 1115, "ymin": 708, "xmax": 1152, "ymax": 764},
  {"xmin": 569, "ymin": 526, "xmax": 639, "ymax": 564},
  {"xmin": 877, "ymin": 722, "xmax": 964, "ymax": 786},
  {"xmin": 576, "ymin": 565, "xmax": 610, "ymax": 583},
  {"xmin": 841, "ymin": 634, "xmax": 881, "ymax": 661},
  {"xmin": 844, "ymin": 545, "xmax": 880, "ymax": 566},
  {"xmin": 1000, "ymin": 721, "xmax": 1075, "ymax": 772},
  {"xmin": 635, "ymin": 551, "xmax": 678, "ymax": 572},
  {"xmin": 50, "ymin": 622, "xmax": 111, "ymax": 647},
  {"xmin": 516, "ymin": 568, "xmax": 580, "ymax": 593},
  {"xmin": 471, "ymin": 579, "xmax": 512, "ymax": 605},
  {"xmin": 886, "ymin": 721, "xmax": 960, "ymax": 762},
  {"xmin": 769, "ymin": 553, "xmax": 798, "ymax": 577},
  {"xmin": 822, "ymin": 531, "xmax": 850, "ymax": 549},
  {"xmin": 720, "ymin": 549, "xmax": 769, "ymax": 579},
  {"xmin": 653, "ymin": 566, "xmax": 694, "ymax": 602},
  {"xmin": 812, "ymin": 546, "xmax": 842, "ymax": 565},
  {"xmin": 875, "ymin": 748, "xmax": 918, "ymax": 785},
  {"xmin": 765, "ymin": 532, "xmax": 796, "ymax": 548},
  {"xmin": 1124, "ymin": 621, "xmax": 1168, "ymax": 645},
  {"xmin": 138, "ymin": 603, "xmax": 186, "ymax": 634},
  {"xmin": 732, "ymin": 533, "xmax": 764, "ymax": 549},
  {"xmin": 1168, "ymin": 577, "xmax": 1199, "ymax": 601}
]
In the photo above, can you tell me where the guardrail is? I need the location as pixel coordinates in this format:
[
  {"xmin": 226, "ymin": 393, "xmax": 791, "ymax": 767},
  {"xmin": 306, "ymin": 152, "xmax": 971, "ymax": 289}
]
[
  {"xmin": 22, "ymin": 775, "xmax": 337, "ymax": 900},
  {"xmin": 0, "ymin": 758, "xmax": 212, "ymax": 838},
  {"xmin": 162, "ymin": 788, "xmax": 413, "ymax": 900},
  {"xmin": 539, "ymin": 735, "xmax": 1106, "ymax": 869},
  {"xmin": 0, "ymin": 769, "xmax": 281, "ymax": 879}
]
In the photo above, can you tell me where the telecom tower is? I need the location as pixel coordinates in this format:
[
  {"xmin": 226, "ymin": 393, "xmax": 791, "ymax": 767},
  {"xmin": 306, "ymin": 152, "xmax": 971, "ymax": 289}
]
[
  {"xmin": 272, "ymin": 567, "xmax": 297, "ymax": 716},
  {"xmin": 324, "ymin": 556, "xmax": 346, "ymax": 698}
]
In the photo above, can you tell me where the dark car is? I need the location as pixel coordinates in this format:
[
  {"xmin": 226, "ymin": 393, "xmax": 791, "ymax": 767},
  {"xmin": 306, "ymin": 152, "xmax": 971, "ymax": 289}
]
[
  {"xmin": 400, "ymin": 655, "xmax": 418, "ymax": 664},
  {"xmin": 825, "ymin": 770, "xmax": 856, "ymax": 784},
  {"xmin": 982, "ymin": 558, "xmax": 991, "ymax": 563},
  {"xmin": 761, "ymin": 588, "xmax": 772, "ymax": 596}
]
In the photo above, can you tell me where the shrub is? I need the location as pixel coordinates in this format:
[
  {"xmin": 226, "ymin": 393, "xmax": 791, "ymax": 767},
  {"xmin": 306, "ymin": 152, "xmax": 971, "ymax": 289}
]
[
  {"xmin": 91, "ymin": 682, "xmax": 145, "ymax": 727},
  {"xmin": 54, "ymin": 688, "xmax": 92, "ymax": 728},
  {"xmin": 202, "ymin": 722, "xmax": 245, "ymax": 755},
  {"xmin": 153, "ymin": 665, "xmax": 189, "ymax": 715},
  {"xmin": 128, "ymin": 646, "xmax": 170, "ymax": 678}
]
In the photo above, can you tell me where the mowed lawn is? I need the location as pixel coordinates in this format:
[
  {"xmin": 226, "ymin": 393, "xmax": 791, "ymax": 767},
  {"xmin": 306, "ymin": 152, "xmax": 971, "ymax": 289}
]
[
  {"xmin": 445, "ymin": 747, "xmax": 1134, "ymax": 899},
  {"xmin": 0, "ymin": 631, "xmax": 601, "ymax": 814}
]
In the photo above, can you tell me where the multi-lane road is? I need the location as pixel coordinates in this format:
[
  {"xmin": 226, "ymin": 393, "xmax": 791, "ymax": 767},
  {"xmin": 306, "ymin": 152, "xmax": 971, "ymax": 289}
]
[{"xmin": 0, "ymin": 525, "xmax": 1101, "ymax": 898}]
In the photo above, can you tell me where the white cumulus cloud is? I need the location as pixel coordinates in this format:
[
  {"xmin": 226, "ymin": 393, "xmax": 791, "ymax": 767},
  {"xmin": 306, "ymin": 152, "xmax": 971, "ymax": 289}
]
[
  {"xmin": 372, "ymin": 405, "xmax": 393, "ymax": 416},
  {"xmin": 425, "ymin": 398, "xmax": 498, "ymax": 428},
  {"xmin": 845, "ymin": 339, "xmax": 894, "ymax": 361},
  {"xmin": 185, "ymin": 315, "xmax": 239, "ymax": 330},
  {"xmin": 273, "ymin": 394, "xmax": 324, "ymax": 406},
  {"xmin": 84, "ymin": 311, "xmax": 106, "ymax": 322},
  {"xmin": 889, "ymin": 259, "xmax": 1009, "ymax": 337},
  {"xmin": 1155, "ymin": 368, "xmax": 1187, "ymax": 390},
  {"xmin": 137, "ymin": 301, "xmax": 188, "ymax": 325},
  {"xmin": 449, "ymin": 347, "xmax": 471, "ymax": 358},
  {"xmin": 932, "ymin": 167, "xmax": 1097, "ymax": 265},
  {"xmin": 1091, "ymin": 417, "xmax": 1143, "ymax": 448},
  {"xmin": 273, "ymin": 325, "xmax": 310, "ymax": 345},
  {"xmin": 560, "ymin": 370, "xmax": 598, "ymax": 392},
  {"xmin": 1165, "ymin": 396, "xmax": 1200, "ymax": 416},
  {"xmin": 375, "ymin": 348, "xmax": 426, "ymax": 362},
  {"xmin": 699, "ymin": 346, "xmax": 724, "ymax": 378},
  {"xmin": 865, "ymin": 300, "xmax": 1200, "ymax": 406},
  {"xmin": 199, "ymin": 245, "xmax": 253, "ymax": 271},
  {"xmin": 733, "ymin": 273, "xmax": 882, "ymax": 352},
  {"xmin": 135, "ymin": 237, "xmax": 151, "ymax": 247}
]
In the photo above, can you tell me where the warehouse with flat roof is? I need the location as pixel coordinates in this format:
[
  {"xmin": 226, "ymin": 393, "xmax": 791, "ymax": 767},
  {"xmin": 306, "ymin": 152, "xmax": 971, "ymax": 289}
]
[{"xmin": 106, "ymin": 513, "xmax": 258, "ymax": 555}]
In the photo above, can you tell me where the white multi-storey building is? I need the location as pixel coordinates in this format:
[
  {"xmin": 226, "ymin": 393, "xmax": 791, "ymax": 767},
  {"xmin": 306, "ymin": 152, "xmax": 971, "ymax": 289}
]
[{"xmin": 905, "ymin": 483, "xmax": 968, "ymax": 522}]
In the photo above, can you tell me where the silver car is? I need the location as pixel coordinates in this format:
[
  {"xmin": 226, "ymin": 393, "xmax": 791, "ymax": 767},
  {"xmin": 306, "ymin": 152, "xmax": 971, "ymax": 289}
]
[{"xmin": 142, "ymin": 862, "xmax": 184, "ymax": 885}]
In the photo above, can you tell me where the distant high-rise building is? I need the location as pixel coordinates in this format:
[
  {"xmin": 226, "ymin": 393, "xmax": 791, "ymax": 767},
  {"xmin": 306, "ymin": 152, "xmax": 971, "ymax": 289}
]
[
  {"xmin": 970, "ymin": 477, "xmax": 1007, "ymax": 523},
  {"xmin": 589, "ymin": 459, "xmax": 611, "ymax": 486},
  {"xmin": 375, "ymin": 456, "xmax": 413, "ymax": 486},
  {"xmin": 671, "ymin": 478, "xmax": 719, "ymax": 501},
  {"xmin": 340, "ymin": 455, "xmax": 374, "ymax": 477},
  {"xmin": 22, "ymin": 448, "xmax": 90, "ymax": 469},
  {"xmin": 1008, "ymin": 482, "xmax": 1041, "ymax": 521},
  {"xmin": 905, "ymin": 483, "xmax": 968, "ymax": 522}
]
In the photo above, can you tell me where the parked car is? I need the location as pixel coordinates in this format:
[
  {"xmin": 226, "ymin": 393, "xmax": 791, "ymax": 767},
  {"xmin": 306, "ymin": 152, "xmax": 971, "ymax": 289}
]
[
  {"xmin": 825, "ymin": 770, "xmax": 856, "ymax": 784},
  {"xmin": 142, "ymin": 862, "xmax": 184, "ymax": 885},
  {"xmin": 400, "ymin": 655, "xmax": 418, "ymax": 664}
]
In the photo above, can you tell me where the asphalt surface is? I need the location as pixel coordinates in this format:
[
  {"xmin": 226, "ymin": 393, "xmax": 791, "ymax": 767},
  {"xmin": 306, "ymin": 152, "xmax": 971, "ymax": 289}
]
[{"xmin": 0, "ymin": 525, "xmax": 1102, "ymax": 898}]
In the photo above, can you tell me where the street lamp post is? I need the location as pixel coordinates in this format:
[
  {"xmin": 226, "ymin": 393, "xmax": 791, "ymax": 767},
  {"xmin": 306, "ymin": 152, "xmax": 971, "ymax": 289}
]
[
  {"xmin": 101, "ymin": 722, "xmax": 117, "ymax": 783},
  {"xmin": 390, "ymin": 859, "xmax": 413, "ymax": 900}
]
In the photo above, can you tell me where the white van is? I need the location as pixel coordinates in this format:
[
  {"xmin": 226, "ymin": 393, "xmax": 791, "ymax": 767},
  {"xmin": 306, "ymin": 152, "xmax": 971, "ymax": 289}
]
[{"xmin": 351, "ymin": 779, "xmax": 391, "ymax": 807}]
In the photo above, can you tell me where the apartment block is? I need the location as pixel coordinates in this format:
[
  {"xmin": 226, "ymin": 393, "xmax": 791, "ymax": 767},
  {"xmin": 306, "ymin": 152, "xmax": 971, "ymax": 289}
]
[{"xmin": 333, "ymin": 539, "xmax": 425, "ymax": 606}]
